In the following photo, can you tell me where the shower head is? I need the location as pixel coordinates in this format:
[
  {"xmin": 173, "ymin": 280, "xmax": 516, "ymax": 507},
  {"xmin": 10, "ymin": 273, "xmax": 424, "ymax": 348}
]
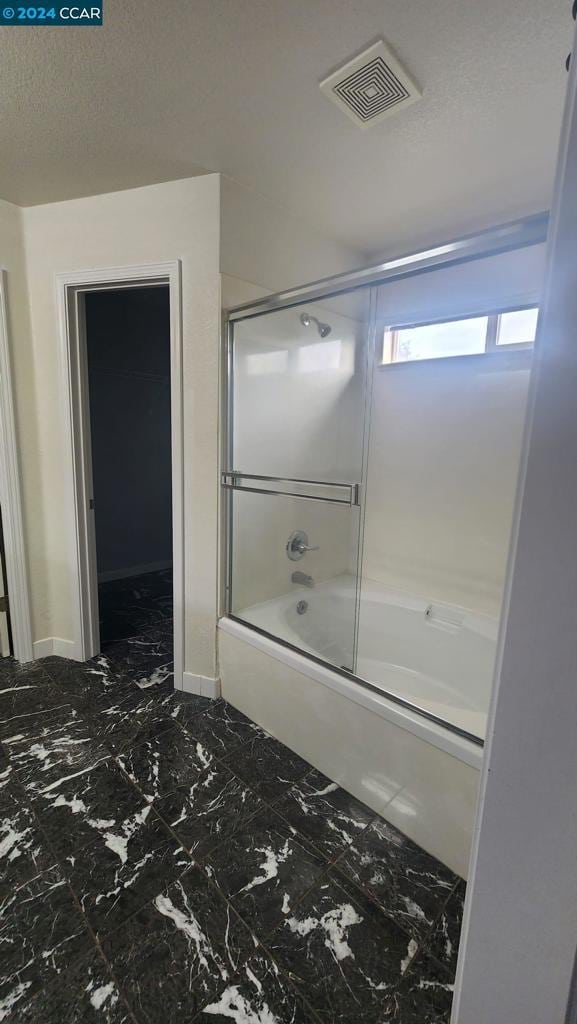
[{"xmin": 299, "ymin": 312, "xmax": 332, "ymax": 338}]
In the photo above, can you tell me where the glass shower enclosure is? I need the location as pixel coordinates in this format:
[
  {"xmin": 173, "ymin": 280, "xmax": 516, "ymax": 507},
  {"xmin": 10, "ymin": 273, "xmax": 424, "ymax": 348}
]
[{"xmin": 222, "ymin": 214, "xmax": 547, "ymax": 746}]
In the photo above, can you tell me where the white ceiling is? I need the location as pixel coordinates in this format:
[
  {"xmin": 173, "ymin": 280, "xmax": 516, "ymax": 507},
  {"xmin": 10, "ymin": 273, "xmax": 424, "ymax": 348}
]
[{"xmin": 0, "ymin": 0, "xmax": 571, "ymax": 255}]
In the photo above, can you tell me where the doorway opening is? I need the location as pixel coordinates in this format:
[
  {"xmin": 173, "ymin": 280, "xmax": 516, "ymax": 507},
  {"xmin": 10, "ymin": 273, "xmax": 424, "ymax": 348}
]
[
  {"xmin": 57, "ymin": 260, "xmax": 183, "ymax": 687},
  {"xmin": 84, "ymin": 286, "xmax": 173, "ymax": 649}
]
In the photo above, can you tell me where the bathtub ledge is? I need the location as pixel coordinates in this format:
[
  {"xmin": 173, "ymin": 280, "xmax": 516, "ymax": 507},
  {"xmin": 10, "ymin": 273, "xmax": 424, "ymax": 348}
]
[{"xmin": 218, "ymin": 617, "xmax": 483, "ymax": 770}]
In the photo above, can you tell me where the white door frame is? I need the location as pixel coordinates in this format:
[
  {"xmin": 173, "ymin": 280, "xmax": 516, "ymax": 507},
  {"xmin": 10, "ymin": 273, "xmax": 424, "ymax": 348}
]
[
  {"xmin": 0, "ymin": 270, "xmax": 34, "ymax": 663},
  {"xmin": 55, "ymin": 261, "xmax": 183, "ymax": 688}
]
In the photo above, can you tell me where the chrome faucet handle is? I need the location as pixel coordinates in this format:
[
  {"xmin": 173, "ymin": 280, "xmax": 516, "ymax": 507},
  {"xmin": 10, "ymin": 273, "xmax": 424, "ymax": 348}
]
[
  {"xmin": 297, "ymin": 542, "xmax": 319, "ymax": 554},
  {"xmin": 286, "ymin": 530, "xmax": 320, "ymax": 561}
]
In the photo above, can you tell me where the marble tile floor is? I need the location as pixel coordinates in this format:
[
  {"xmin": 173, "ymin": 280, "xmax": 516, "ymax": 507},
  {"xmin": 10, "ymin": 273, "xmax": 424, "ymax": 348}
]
[
  {"xmin": 98, "ymin": 568, "xmax": 173, "ymax": 645},
  {"xmin": 0, "ymin": 629, "xmax": 464, "ymax": 1023}
]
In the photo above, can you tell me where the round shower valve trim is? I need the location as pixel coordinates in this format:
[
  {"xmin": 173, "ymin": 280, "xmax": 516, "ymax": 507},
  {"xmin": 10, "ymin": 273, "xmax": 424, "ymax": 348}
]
[{"xmin": 286, "ymin": 530, "xmax": 320, "ymax": 561}]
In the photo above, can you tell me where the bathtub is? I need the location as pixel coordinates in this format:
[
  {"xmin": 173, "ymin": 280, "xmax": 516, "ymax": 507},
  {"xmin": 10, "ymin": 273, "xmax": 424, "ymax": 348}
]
[
  {"xmin": 236, "ymin": 573, "xmax": 496, "ymax": 742},
  {"xmin": 221, "ymin": 573, "xmax": 486, "ymax": 873}
]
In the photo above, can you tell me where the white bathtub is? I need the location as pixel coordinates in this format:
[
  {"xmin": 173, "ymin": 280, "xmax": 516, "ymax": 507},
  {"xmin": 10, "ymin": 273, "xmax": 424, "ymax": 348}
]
[{"xmin": 236, "ymin": 574, "xmax": 496, "ymax": 741}]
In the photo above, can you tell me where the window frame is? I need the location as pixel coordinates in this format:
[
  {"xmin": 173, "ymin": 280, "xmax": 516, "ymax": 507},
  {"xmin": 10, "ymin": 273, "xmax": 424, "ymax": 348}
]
[{"xmin": 380, "ymin": 302, "xmax": 538, "ymax": 366}]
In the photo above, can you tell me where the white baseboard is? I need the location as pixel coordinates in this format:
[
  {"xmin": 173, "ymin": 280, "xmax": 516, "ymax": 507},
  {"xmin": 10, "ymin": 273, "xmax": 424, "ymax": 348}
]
[
  {"xmin": 97, "ymin": 561, "xmax": 172, "ymax": 583},
  {"xmin": 181, "ymin": 671, "xmax": 221, "ymax": 699},
  {"xmin": 33, "ymin": 637, "xmax": 81, "ymax": 661},
  {"xmin": 32, "ymin": 638, "xmax": 53, "ymax": 660}
]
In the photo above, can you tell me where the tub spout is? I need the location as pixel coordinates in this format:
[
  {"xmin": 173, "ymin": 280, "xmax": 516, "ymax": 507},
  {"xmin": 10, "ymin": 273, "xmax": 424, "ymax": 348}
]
[{"xmin": 291, "ymin": 571, "xmax": 315, "ymax": 588}]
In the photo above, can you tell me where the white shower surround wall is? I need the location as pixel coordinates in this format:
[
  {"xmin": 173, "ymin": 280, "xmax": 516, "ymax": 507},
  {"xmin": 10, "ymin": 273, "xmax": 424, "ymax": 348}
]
[
  {"xmin": 218, "ymin": 615, "xmax": 482, "ymax": 878},
  {"xmin": 237, "ymin": 574, "xmax": 494, "ymax": 743}
]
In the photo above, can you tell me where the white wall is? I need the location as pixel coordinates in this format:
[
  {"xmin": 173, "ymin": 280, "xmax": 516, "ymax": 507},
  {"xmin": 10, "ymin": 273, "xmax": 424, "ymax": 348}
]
[
  {"xmin": 0, "ymin": 199, "xmax": 38, "ymax": 636},
  {"xmin": 221, "ymin": 274, "xmax": 269, "ymax": 311},
  {"xmin": 362, "ymin": 244, "xmax": 546, "ymax": 618},
  {"xmin": 220, "ymin": 176, "xmax": 363, "ymax": 293},
  {"xmin": 21, "ymin": 176, "xmax": 221, "ymax": 677}
]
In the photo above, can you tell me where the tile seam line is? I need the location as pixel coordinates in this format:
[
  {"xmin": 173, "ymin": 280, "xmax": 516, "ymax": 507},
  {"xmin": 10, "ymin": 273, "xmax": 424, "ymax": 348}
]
[{"xmin": 5, "ymin": 797, "xmax": 118, "ymax": 1020}]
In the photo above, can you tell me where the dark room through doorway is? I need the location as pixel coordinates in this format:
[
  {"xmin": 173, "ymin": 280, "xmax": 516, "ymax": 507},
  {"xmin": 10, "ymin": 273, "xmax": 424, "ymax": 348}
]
[{"xmin": 84, "ymin": 285, "xmax": 173, "ymax": 649}]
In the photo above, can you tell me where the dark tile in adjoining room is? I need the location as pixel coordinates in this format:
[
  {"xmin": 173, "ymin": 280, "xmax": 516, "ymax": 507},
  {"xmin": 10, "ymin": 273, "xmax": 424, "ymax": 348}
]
[
  {"xmin": 194, "ymin": 949, "xmax": 319, "ymax": 1024},
  {"xmin": 98, "ymin": 569, "xmax": 173, "ymax": 646},
  {"xmin": 203, "ymin": 808, "xmax": 326, "ymax": 937},
  {"xmin": 16, "ymin": 948, "xmax": 132, "ymax": 1023},
  {"xmin": 426, "ymin": 881, "xmax": 465, "ymax": 974},
  {"xmin": 99, "ymin": 606, "xmax": 173, "ymax": 646},
  {"xmin": 153, "ymin": 764, "xmax": 264, "ymax": 858},
  {"xmin": 0, "ymin": 864, "xmax": 94, "ymax": 1017},
  {"xmin": 144, "ymin": 615, "xmax": 173, "ymax": 640},
  {"xmin": 145, "ymin": 624, "xmax": 174, "ymax": 650},
  {"xmin": 63, "ymin": 810, "xmax": 191, "ymax": 938},
  {"xmin": 182, "ymin": 698, "xmax": 263, "ymax": 755},
  {"xmin": 116, "ymin": 723, "xmax": 216, "ymax": 802},
  {"xmin": 122, "ymin": 602, "xmax": 173, "ymax": 637},
  {"xmin": 97, "ymin": 632, "xmax": 174, "ymax": 693},
  {"xmin": 274, "ymin": 767, "xmax": 376, "ymax": 860},
  {"xmin": 267, "ymin": 871, "xmax": 417, "ymax": 1024},
  {"xmin": 102, "ymin": 868, "xmax": 258, "ymax": 1024},
  {"xmin": 32, "ymin": 758, "xmax": 148, "ymax": 859},
  {"xmin": 222, "ymin": 729, "xmax": 311, "ymax": 803},
  {"xmin": 336, "ymin": 817, "xmax": 458, "ymax": 941},
  {"xmin": 0, "ymin": 777, "xmax": 56, "ymax": 900}
]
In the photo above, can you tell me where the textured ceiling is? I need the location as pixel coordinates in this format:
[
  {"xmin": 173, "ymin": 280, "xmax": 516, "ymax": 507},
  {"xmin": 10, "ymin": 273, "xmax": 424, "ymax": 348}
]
[{"xmin": 0, "ymin": 0, "xmax": 571, "ymax": 254}]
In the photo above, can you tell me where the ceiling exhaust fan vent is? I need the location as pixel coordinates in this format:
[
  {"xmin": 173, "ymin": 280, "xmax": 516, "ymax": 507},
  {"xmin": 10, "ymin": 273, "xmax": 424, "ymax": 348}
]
[{"xmin": 320, "ymin": 39, "xmax": 421, "ymax": 128}]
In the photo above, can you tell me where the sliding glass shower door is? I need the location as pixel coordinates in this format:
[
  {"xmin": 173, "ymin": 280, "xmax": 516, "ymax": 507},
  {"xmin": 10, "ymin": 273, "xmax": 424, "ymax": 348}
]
[
  {"xmin": 224, "ymin": 218, "xmax": 545, "ymax": 744},
  {"xmin": 353, "ymin": 244, "xmax": 538, "ymax": 740},
  {"xmin": 225, "ymin": 293, "xmax": 370, "ymax": 671}
]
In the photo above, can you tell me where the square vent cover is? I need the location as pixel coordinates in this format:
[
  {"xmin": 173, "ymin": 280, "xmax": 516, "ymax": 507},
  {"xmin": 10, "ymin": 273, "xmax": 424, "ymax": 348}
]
[{"xmin": 320, "ymin": 39, "xmax": 421, "ymax": 128}]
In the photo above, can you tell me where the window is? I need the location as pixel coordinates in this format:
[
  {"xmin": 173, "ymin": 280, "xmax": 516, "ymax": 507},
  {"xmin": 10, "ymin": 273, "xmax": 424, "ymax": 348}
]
[
  {"xmin": 496, "ymin": 307, "xmax": 539, "ymax": 347},
  {"xmin": 381, "ymin": 305, "xmax": 539, "ymax": 365}
]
